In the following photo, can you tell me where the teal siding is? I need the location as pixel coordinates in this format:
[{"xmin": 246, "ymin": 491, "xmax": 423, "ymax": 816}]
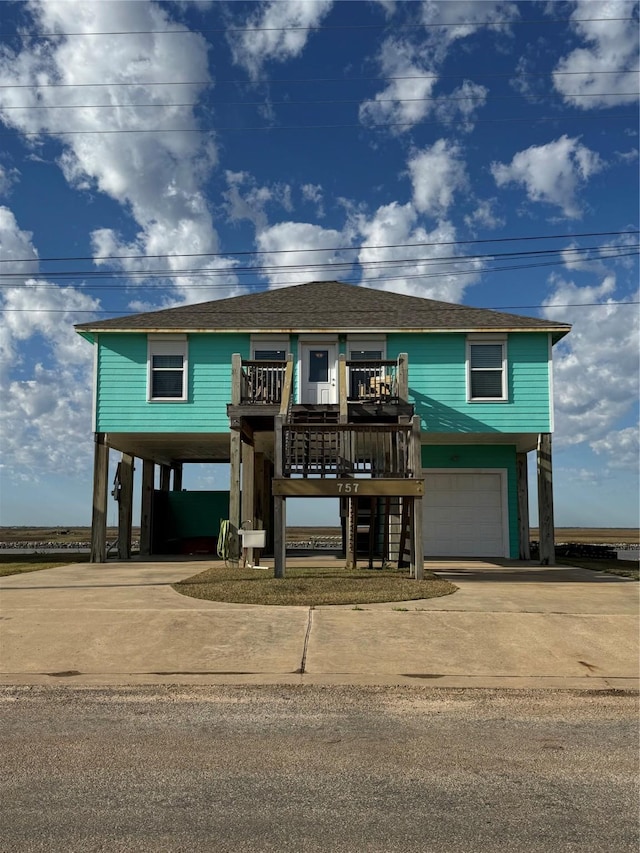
[
  {"xmin": 422, "ymin": 444, "xmax": 518, "ymax": 558},
  {"xmin": 388, "ymin": 332, "xmax": 550, "ymax": 433},
  {"xmin": 96, "ymin": 333, "xmax": 250, "ymax": 433}
]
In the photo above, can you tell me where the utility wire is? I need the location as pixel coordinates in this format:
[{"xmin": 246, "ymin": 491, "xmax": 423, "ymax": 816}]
[
  {"xmin": 3, "ymin": 112, "xmax": 636, "ymax": 136},
  {"xmin": 3, "ymin": 251, "xmax": 638, "ymax": 291},
  {"xmin": 3, "ymin": 92, "xmax": 637, "ymax": 110},
  {"xmin": 0, "ymin": 68, "xmax": 635, "ymax": 89},
  {"xmin": 3, "ymin": 16, "xmax": 636, "ymax": 37},
  {"xmin": 3, "ymin": 230, "xmax": 636, "ymax": 265},
  {"xmin": 2, "ymin": 301, "xmax": 638, "ymax": 314},
  {"xmin": 1, "ymin": 245, "xmax": 635, "ymax": 282}
]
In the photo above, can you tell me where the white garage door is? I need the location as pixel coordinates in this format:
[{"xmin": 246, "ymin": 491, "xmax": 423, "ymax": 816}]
[{"xmin": 423, "ymin": 471, "xmax": 508, "ymax": 557}]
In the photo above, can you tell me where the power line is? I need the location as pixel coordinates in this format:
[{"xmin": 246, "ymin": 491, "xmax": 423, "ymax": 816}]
[
  {"xmin": 3, "ymin": 230, "xmax": 636, "ymax": 265},
  {"xmin": 3, "ymin": 112, "xmax": 636, "ymax": 136},
  {"xmin": 2, "ymin": 16, "xmax": 636, "ymax": 38},
  {"xmin": 1, "ymin": 245, "xmax": 636, "ymax": 283},
  {"xmin": 3, "ymin": 92, "xmax": 637, "ymax": 111},
  {"xmin": 1, "ymin": 300, "xmax": 638, "ymax": 314},
  {"xmin": 0, "ymin": 68, "xmax": 635, "ymax": 90},
  {"xmin": 2, "ymin": 251, "xmax": 637, "ymax": 292},
  {"xmin": 3, "ymin": 230, "xmax": 637, "ymax": 266}
]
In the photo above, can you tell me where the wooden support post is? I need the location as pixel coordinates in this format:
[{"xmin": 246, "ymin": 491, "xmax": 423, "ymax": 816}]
[
  {"xmin": 517, "ymin": 452, "xmax": 531, "ymax": 560},
  {"xmin": 160, "ymin": 464, "xmax": 171, "ymax": 492},
  {"xmin": 397, "ymin": 353, "xmax": 408, "ymax": 402},
  {"xmin": 241, "ymin": 439, "xmax": 255, "ymax": 565},
  {"xmin": 254, "ymin": 452, "xmax": 265, "ymax": 565},
  {"xmin": 139, "ymin": 459, "xmax": 154, "ymax": 556},
  {"xmin": 117, "ymin": 453, "xmax": 134, "ymax": 560},
  {"xmin": 90, "ymin": 433, "xmax": 109, "ymax": 563},
  {"xmin": 231, "ymin": 353, "xmax": 242, "ymax": 405},
  {"xmin": 264, "ymin": 458, "xmax": 274, "ymax": 554},
  {"xmin": 338, "ymin": 353, "xmax": 348, "ymax": 423},
  {"xmin": 229, "ymin": 430, "xmax": 241, "ymax": 566},
  {"xmin": 172, "ymin": 463, "xmax": 183, "ymax": 492},
  {"xmin": 410, "ymin": 415, "xmax": 424, "ymax": 580},
  {"xmin": 274, "ymin": 414, "xmax": 286, "ymax": 578},
  {"xmin": 537, "ymin": 433, "xmax": 555, "ymax": 566}
]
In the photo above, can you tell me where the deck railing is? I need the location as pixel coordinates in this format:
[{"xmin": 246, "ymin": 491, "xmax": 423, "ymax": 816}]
[
  {"xmin": 346, "ymin": 355, "xmax": 408, "ymax": 403},
  {"xmin": 236, "ymin": 359, "xmax": 288, "ymax": 405},
  {"xmin": 282, "ymin": 422, "xmax": 413, "ymax": 477}
]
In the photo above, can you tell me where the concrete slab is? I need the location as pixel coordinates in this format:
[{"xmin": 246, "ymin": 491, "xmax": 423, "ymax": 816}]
[
  {"xmin": 0, "ymin": 558, "xmax": 637, "ymax": 689},
  {"xmin": 305, "ymin": 611, "xmax": 639, "ymax": 681}
]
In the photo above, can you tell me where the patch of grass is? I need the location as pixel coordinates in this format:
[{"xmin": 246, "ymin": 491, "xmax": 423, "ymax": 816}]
[
  {"xmin": 173, "ymin": 564, "xmax": 457, "ymax": 606},
  {"xmin": 557, "ymin": 557, "xmax": 639, "ymax": 581},
  {"xmin": 0, "ymin": 554, "xmax": 89, "ymax": 577}
]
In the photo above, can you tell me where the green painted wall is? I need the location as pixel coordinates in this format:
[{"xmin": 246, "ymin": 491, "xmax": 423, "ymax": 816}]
[
  {"xmin": 167, "ymin": 491, "xmax": 229, "ymax": 538},
  {"xmin": 421, "ymin": 444, "xmax": 518, "ymax": 558},
  {"xmin": 96, "ymin": 332, "xmax": 250, "ymax": 432},
  {"xmin": 388, "ymin": 332, "xmax": 550, "ymax": 433}
]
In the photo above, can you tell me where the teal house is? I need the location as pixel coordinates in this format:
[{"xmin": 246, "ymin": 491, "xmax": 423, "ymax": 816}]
[{"xmin": 76, "ymin": 280, "xmax": 570, "ymax": 575}]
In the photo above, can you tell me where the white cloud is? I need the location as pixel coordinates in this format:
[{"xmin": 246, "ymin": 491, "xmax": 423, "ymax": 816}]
[
  {"xmin": 359, "ymin": 2, "xmax": 518, "ymax": 133},
  {"xmin": 552, "ymin": 0, "xmax": 640, "ymax": 109},
  {"xmin": 491, "ymin": 135, "xmax": 605, "ymax": 218},
  {"xmin": 0, "ymin": 165, "xmax": 19, "ymax": 196},
  {"xmin": 408, "ymin": 139, "xmax": 468, "ymax": 217},
  {"xmin": 542, "ymin": 273, "xmax": 639, "ymax": 448},
  {"xmin": 0, "ymin": 207, "xmax": 100, "ymax": 481},
  {"xmin": 301, "ymin": 183, "xmax": 325, "ymax": 218},
  {"xmin": 358, "ymin": 37, "xmax": 439, "ymax": 132},
  {"xmin": 464, "ymin": 198, "xmax": 505, "ymax": 230},
  {"xmin": 591, "ymin": 426, "xmax": 639, "ymax": 471},
  {"xmin": 255, "ymin": 221, "xmax": 352, "ymax": 287},
  {"xmin": 354, "ymin": 202, "xmax": 482, "ymax": 301},
  {"xmin": 224, "ymin": 170, "xmax": 293, "ymax": 231},
  {"xmin": 420, "ymin": 0, "xmax": 519, "ymax": 53},
  {"xmin": 227, "ymin": 0, "xmax": 334, "ymax": 80},
  {"xmin": 433, "ymin": 80, "xmax": 488, "ymax": 132},
  {"xmin": 0, "ymin": 1, "xmax": 239, "ymax": 304}
]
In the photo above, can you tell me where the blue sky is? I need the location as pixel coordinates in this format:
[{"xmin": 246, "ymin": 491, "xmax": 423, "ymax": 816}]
[{"xmin": 0, "ymin": 0, "xmax": 638, "ymax": 529}]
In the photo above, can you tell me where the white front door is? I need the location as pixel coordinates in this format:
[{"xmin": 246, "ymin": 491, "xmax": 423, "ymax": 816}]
[{"xmin": 300, "ymin": 342, "xmax": 337, "ymax": 403}]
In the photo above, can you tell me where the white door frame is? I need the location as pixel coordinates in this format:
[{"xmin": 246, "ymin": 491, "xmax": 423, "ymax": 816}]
[
  {"xmin": 299, "ymin": 339, "xmax": 338, "ymax": 404},
  {"xmin": 423, "ymin": 468, "xmax": 510, "ymax": 558}
]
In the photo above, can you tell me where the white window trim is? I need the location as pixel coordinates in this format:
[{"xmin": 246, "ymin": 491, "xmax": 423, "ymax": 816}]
[
  {"xmin": 250, "ymin": 335, "xmax": 289, "ymax": 359},
  {"xmin": 147, "ymin": 335, "xmax": 188, "ymax": 402},
  {"xmin": 466, "ymin": 336, "xmax": 508, "ymax": 402}
]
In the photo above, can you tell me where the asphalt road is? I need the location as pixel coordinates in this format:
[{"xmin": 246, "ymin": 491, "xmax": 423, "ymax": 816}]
[{"xmin": 1, "ymin": 685, "xmax": 637, "ymax": 853}]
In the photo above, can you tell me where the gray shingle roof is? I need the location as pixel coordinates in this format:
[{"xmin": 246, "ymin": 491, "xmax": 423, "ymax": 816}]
[{"xmin": 75, "ymin": 280, "xmax": 571, "ymax": 339}]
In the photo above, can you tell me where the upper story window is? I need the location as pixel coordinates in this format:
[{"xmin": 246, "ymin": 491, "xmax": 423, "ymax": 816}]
[
  {"xmin": 251, "ymin": 337, "xmax": 288, "ymax": 361},
  {"xmin": 148, "ymin": 337, "xmax": 188, "ymax": 401},
  {"xmin": 467, "ymin": 338, "xmax": 507, "ymax": 401}
]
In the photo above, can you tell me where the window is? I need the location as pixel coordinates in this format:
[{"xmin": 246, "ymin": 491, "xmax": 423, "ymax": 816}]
[
  {"xmin": 308, "ymin": 349, "xmax": 329, "ymax": 382},
  {"xmin": 467, "ymin": 339, "xmax": 506, "ymax": 401},
  {"xmin": 251, "ymin": 337, "xmax": 288, "ymax": 361},
  {"xmin": 148, "ymin": 338, "xmax": 188, "ymax": 401},
  {"xmin": 254, "ymin": 349, "xmax": 286, "ymax": 361}
]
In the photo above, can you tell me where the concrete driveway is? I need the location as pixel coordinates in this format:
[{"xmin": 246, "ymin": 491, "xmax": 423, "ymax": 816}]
[{"xmin": 0, "ymin": 558, "xmax": 637, "ymax": 689}]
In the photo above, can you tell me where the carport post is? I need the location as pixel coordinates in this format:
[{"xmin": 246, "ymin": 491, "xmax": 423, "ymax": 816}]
[
  {"xmin": 90, "ymin": 432, "xmax": 108, "ymax": 563},
  {"xmin": 274, "ymin": 414, "xmax": 286, "ymax": 578},
  {"xmin": 537, "ymin": 433, "xmax": 556, "ymax": 566},
  {"xmin": 229, "ymin": 430, "xmax": 241, "ymax": 567},
  {"xmin": 139, "ymin": 460, "xmax": 154, "ymax": 556},
  {"xmin": 172, "ymin": 464, "xmax": 183, "ymax": 492},
  {"xmin": 410, "ymin": 416, "xmax": 424, "ymax": 580},
  {"xmin": 117, "ymin": 453, "xmax": 134, "ymax": 560},
  {"xmin": 517, "ymin": 452, "xmax": 531, "ymax": 560}
]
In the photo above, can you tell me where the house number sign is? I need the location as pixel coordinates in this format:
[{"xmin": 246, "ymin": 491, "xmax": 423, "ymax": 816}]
[{"xmin": 272, "ymin": 479, "xmax": 424, "ymax": 497}]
